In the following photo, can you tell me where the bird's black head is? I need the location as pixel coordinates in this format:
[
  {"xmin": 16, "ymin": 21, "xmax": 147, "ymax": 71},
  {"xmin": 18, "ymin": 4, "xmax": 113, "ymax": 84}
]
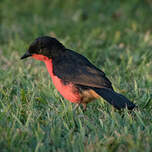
[{"xmin": 21, "ymin": 36, "xmax": 65, "ymax": 61}]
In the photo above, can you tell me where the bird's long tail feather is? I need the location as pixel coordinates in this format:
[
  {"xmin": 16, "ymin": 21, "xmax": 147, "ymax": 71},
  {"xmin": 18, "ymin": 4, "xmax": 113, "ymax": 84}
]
[{"xmin": 93, "ymin": 88, "xmax": 135, "ymax": 110}]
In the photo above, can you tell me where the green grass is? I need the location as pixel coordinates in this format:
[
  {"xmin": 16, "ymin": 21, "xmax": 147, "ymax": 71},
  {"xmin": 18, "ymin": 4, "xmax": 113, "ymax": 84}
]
[{"xmin": 0, "ymin": 0, "xmax": 152, "ymax": 151}]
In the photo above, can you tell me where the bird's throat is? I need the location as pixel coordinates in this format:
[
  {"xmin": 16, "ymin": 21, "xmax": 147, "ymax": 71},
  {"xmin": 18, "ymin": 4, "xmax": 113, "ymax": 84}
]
[
  {"xmin": 44, "ymin": 59, "xmax": 54, "ymax": 76},
  {"xmin": 32, "ymin": 54, "xmax": 49, "ymax": 61}
]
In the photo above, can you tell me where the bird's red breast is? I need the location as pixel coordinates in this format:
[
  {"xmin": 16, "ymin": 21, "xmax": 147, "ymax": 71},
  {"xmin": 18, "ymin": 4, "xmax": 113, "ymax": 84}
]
[
  {"xmin": 45, "ymin": 59, "xmax": 81, "ymax": 103},
  {"xmin": 32, "ymin": 54, "xmax": 81, "ymax": 103}
]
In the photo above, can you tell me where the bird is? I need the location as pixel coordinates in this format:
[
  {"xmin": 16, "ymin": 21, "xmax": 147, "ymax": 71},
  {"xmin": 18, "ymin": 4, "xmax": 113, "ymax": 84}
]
[{"xmin": 21, "ymin": 36, "xmax": 135, "ymax": 110}]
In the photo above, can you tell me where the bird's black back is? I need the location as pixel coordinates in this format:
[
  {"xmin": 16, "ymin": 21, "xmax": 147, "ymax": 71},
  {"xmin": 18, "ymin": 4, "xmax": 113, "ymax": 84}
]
[{"xmin": 52, "ymin": 49, "xmax": 113, "ymax": 89}]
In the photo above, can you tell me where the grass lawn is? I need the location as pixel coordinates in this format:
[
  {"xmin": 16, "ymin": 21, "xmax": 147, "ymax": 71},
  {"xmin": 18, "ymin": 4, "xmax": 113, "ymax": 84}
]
[{"xmin": 0, "ymin": 0, "xmax": 152, "ymax": 151}]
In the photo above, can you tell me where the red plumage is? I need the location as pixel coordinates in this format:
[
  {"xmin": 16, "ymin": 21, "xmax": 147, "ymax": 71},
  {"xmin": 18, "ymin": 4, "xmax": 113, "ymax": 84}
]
[{"xmin": 45, "ymin": 59, "xmax": 81, "ymax": 103}]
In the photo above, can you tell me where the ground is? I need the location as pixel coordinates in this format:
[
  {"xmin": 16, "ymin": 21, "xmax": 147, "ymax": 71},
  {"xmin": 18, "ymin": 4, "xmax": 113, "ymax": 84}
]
[{"xmin": 0, "ymin": 0, "xmax": 152, "ymax": 151}]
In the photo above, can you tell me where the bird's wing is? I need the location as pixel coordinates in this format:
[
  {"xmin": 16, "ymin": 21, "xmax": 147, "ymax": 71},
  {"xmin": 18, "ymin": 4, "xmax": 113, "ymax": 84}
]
[{"xmin": 52, "ymin": 49, "xmax": 113, "ymax": 89}]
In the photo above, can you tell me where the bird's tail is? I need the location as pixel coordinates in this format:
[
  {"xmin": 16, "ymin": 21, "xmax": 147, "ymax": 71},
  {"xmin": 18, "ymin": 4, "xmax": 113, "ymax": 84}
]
[{"xmin": 93, "ymin": 88, "xmax": 135, "ymax": 110}]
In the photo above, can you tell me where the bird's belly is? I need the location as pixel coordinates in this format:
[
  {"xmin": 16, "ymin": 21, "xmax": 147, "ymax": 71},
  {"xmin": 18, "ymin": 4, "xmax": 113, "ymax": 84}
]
[{"xmin": 51, "ymin": 75, "xmax": 81, "ymax": 103}]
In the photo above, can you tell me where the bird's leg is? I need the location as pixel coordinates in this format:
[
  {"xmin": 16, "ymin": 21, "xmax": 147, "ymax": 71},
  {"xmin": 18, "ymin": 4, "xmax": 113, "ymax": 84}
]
[{"xmin": 82, "ymin": 103, "xmax": 87, "ymax": 111}]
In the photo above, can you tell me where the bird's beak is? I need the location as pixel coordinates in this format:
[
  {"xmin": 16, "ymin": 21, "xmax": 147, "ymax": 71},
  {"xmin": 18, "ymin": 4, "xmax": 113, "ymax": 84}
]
[{"xmin": 20, "ymin": 50, "xmax": 32, "ymax": 59}]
